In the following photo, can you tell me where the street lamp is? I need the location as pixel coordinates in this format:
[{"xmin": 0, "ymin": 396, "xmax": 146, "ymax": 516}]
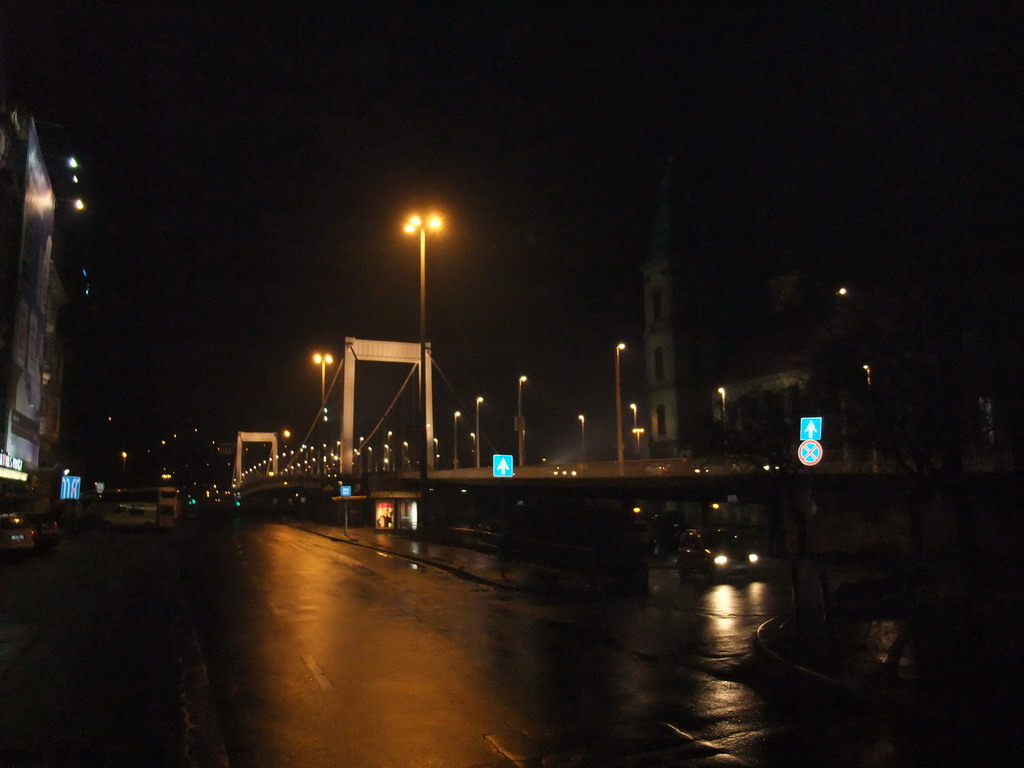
[
  {"xmin": 405, "ymin": 213, "xmax": 442, "ymax": 521},
  {"xmin": 517, "ymin": 376, "xmax": 527, "ymax": 467},
  {"xmin": 402, "ymin": 441, "xmax": 409, "ymax": 470},
  {"xmin": 475, "ymin": 396, "xmax": 484, "ymax": 468},
  {"xmin": 578, "ymin": 414, "xmax": 586, "ymax": 465},
  {"xmin": 121, "ymin": 451, "xmax": 127, "ymax": 479},
  {"xmin": 615, "ymin": 343, "xmax": 626, "ymax": 471},
  {"xmin": 313, "ymin": 353, "xmax": 333, "ymax": 409},
  {"xmin": 717, "ymin": 387, "xmax": 727, "ymax": 452},
  {"xmin": 633, "ymin": 426, "xmax": 646, "ymax": 455},
  {"xmin": 453, "ymin": 411, "xmax": 461, "ymax": 469},
  {"xmin": 629, "ymin": 403, "xmax": 639, "ymax": 458},
  {"xmin": 864, "ymin": 364, "xmax": 878, "ymax": 473}
]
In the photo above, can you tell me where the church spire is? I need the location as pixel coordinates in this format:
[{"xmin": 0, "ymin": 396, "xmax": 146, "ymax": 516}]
[{"xmin": 647, "ymin": 156, "xmax": 673, "ymax": 265}]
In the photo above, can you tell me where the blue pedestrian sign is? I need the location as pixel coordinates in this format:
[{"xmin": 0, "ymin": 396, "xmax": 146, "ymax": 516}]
[
  {"xmin": 800, "ymin": 417, "xmax": 823, "ymax": 441},
  {"xmin": 798, "ymin": 440, "xmax": 823, "ymax": 466},
  {"xmin": 60, "ymin": 475, "xmax": 82, "ymax": 500},
  {"xmin": 339, "ymin": 485, "xmax": 352, "ymax": 497},
  {"xmin": 492, "ymin": 454, "xmax": 514, "ymax": 477}
]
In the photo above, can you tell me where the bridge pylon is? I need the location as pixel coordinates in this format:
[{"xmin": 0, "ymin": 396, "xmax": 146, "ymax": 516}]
[
  {"xmin": 233, "ymin": 432, "xmax": 280, "ymax": 489},
  {"xmin": 342, "ymin": 337, "xmax": 434, "ymax": 474}
]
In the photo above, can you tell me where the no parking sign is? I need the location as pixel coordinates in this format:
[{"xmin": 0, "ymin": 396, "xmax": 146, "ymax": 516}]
[{"xmin": 798, "ymin": 439, "xmax": 823, "ymax": 466}]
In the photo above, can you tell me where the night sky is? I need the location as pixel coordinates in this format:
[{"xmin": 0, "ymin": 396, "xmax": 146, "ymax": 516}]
[{"xmin": 4, "ymin": 3, "xmax": 1021, "ymax": 481}]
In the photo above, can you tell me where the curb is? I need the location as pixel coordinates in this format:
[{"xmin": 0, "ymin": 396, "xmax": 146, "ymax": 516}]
[{"xmin": 753, "ymin": 617, "xmax": 856, "ymax": 696}]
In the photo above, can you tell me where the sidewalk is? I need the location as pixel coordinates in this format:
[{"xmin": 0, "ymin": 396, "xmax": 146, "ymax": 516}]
[
  {"xmin": 753, "ymin": 555, "xmax": 1024, "ymax": 731},
  {"xmin": 288, "ymin": 521, "xmax": 617, "ymax": 594}
]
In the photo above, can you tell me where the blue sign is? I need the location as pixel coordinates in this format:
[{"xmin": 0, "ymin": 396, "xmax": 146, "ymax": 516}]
[
  {"xmin": 798, "ymin": 440, "xmax": 823, "ymax": 466},
  {"xmin": 800, "ymin": 417, "xmax": 823, "ymax": 441},
  {"xmin": 339, "ymin": 485, "xmax": 352, "ymax": 497},
  {"xmin": 492, "ymin": 454, "xmax": 514, "ymax": 477},
  {"xmin": 60, "ymin": 475, "xmax": 82, "ymax": 500}
]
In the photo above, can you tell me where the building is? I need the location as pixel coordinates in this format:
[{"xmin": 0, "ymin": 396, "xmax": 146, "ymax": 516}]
[{"xmin": 1, "ymin": 106, "xmax": 69, "ymax": 508}]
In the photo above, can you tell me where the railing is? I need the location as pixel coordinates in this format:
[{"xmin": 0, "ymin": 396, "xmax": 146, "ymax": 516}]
[{"xmin": 237, "ymin": 447, "xmax": 1014, "ymax": 488}]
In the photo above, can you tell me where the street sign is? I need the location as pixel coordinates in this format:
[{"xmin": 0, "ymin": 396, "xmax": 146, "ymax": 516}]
[
  {"xmin": 339, "ymin": 485, "xmax": 352, "ymax": 497},
  {"xmin": 800, "ymin": 417, "xmax": 823, "ymax": 441},
  {"xmin": 60, "ymin": 475, "xmax": 81, "ymax": 500},
  {"xmin": 798, "ymin": 439, "xmax": 823, "ymax": 466},
  {"xmin": 492, "ymin": 454, "xmax": 514, "ymax": 477}
]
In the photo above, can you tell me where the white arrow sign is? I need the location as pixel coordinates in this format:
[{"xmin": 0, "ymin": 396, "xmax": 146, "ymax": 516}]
[
  {"xmin": 492, "ymin": 454, "xmax": 514, "ymax": 477},
  {"xmin": 800, "ymin": 417, "xmax": 822, "ymax": 441}
]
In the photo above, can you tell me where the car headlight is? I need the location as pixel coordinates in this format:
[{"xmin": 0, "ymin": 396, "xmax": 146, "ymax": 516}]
[
  {"xmin": 713, "ymin": 554, "xmax": 728, "ymax": 566},
  {"xmin": 748, "ymin": 553, "xmax": 759, "ymax": 563}
]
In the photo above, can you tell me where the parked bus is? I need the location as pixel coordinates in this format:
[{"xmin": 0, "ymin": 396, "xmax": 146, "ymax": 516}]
[{"xmin": 98, "ymin": 487, "xmax": 181, "ymax": 530}]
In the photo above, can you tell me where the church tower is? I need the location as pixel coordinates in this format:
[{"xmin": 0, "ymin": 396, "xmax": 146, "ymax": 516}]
[
  {"xmin": 642, "ymin": 159, "xmax": 684, "ymax": 457},
  {"xmin": 641, "ymin": 158, "xmax": 709, "ymax": 458}
]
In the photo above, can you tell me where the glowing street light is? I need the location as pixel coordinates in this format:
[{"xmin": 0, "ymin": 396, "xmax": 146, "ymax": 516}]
[
  {"xmin": 718, "ymin": 387, "xmax": 727, "ymax": 451},
  {"xmin": 405, "ymin": 213, "xmax": 443, "ymax": 517},
  {"xmin": 453, "ymin": 411, "xmax": 461, "ymax": 468},
  {"xmin": 313, "ymin": 353, "xmax": 333, "ymax": 410},
  {"xmin": 629, "ymin": 403, "xmax": 640, "ymax": 458},
  {"xmin": 475, "ymin": 396, "xmax": 484, "ymax": 468},
  {"xmin": 578, "ymin": 414, "xmax": 586, "ymax": 465},
  {"xmin": 517, "ymin": 376, "xmax": 527, "ymax": 467},
  {"xmin": 615, "ymin": 343, "xmax": 626, "ymax": 470}
]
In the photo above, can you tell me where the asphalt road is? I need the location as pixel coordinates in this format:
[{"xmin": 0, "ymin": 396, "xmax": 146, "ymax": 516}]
[
  {"xmin": 0, "ymin": 528, "xmax": 188, "ymax": 766},
  {"xmin": 177, "ymin": 517, "xmax": 793, "ymax": 767},
  {"xmin": 2, "ymin": 516, "xmax": 994, "ymax": 767}
]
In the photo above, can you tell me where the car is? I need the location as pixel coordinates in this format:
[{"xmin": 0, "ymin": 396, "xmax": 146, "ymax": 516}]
[
  {"xmin": 676, "ymin": 528, "xmax": 711, "ymax": 574},
  {"xmin": 677, "ymin": 528, "xmax": 762, "ymax": 581},
  {"xmin": 703, "ymin": 530, "xmax": 762, "ymax": 582},
  {"xmin": 28, "ymin": 514, "xmax": 61, "ymax": 551},
  {"xmin": 0, "ymin": 514, "xmax": 36, "ymax": 556}
]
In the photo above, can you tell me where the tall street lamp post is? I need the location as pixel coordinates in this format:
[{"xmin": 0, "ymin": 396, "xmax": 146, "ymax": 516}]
[
  {"xmin": 864, "ymin": 364, "xmax": 878, "ymax": 473},
  {"xmin": 578, "ymin": 414, "xmax": 586, "ymax": 465},
  {"xmin": 453, "ymin": 411, "xmax": 461, "ymax": 469},
  {"xmin": 718, "ymin": 387, "xmax": 727, "ymax": 452},
  {"xmin": 629, "ymin": 403, "xmax": 639, "ymax": 458},
  {"xmin": 475, "ymin": 396, "xmax": 484, "ymax": 468},
  {"xmin": 313, "ymin": 353, "xmax": 333, "ymax": 460},
  {"xmin": 405, "ymin": 214, "xmax": 442, "ymax": 522},
  {"xmin": 517, "ymin": 376, "xmax": 527, "ymax": 467},
  {"xmin": 615, "ymin": 343, "xmax": 626, "ymax": 471}
]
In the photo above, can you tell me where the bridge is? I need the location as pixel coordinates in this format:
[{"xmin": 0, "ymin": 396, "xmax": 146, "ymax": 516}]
[{"xmin": 226, "ymin": 335, "xmax": 937, "ymax": 549}]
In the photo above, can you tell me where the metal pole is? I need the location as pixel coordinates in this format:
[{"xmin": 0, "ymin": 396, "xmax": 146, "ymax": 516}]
[
  {"xmin": 517, "ymin": 377, "xmax": 526, "ymax": 467},
  {"xmin": 615, "ymin": 344, "xmax": 625, "ymax": 471},
  {"xmin": 578, "ymin": 414, "xmax": 585, "ymax": 465},
  {"xmin": 453, "ymin": 412, "xmax": 460, "ymax": 469},
  {"xmin": 419, "ymin": 227, "xmax": 429, "ymax": 524},
  {"xmin": 475, "ymin": 397, "xmax": 483, "ymax": 469}
]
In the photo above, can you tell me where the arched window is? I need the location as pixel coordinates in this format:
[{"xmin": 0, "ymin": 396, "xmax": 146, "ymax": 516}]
[
  {"xmin": 654, "ymin": 347, "xmax": 664, "ymax": 381},
  {"xmin": 651, "ymin": 288, "xmax": 663, "ymax": 321},
  {"xmin": 656, "ymin": 404, "xmax": 667, "ymax": 436}
]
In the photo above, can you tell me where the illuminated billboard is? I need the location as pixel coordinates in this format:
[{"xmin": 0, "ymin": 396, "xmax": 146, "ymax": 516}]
[{"xmin": 4, "ymin": 118, "xmax": 53, "ymax": 467}]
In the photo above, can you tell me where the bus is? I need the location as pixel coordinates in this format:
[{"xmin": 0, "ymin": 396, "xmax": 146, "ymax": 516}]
[{"xmin": 97, "ymin": 487, "xmax": 181, "ymax": 530}]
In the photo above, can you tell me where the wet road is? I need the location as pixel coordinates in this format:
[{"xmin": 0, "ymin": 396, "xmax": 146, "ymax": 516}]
[
  {"xmin": 2, "ymin": 518, "xmax": 982, "ymax": 766},
  {"xmin": 179, "ymin": 518, "xmax": 794, "ymax": 767}
]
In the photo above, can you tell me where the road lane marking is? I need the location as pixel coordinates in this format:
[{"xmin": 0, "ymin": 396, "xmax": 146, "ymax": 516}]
[{"xmin": 302, "ymin": 654, "xmax": 334, "ymax": 690}]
